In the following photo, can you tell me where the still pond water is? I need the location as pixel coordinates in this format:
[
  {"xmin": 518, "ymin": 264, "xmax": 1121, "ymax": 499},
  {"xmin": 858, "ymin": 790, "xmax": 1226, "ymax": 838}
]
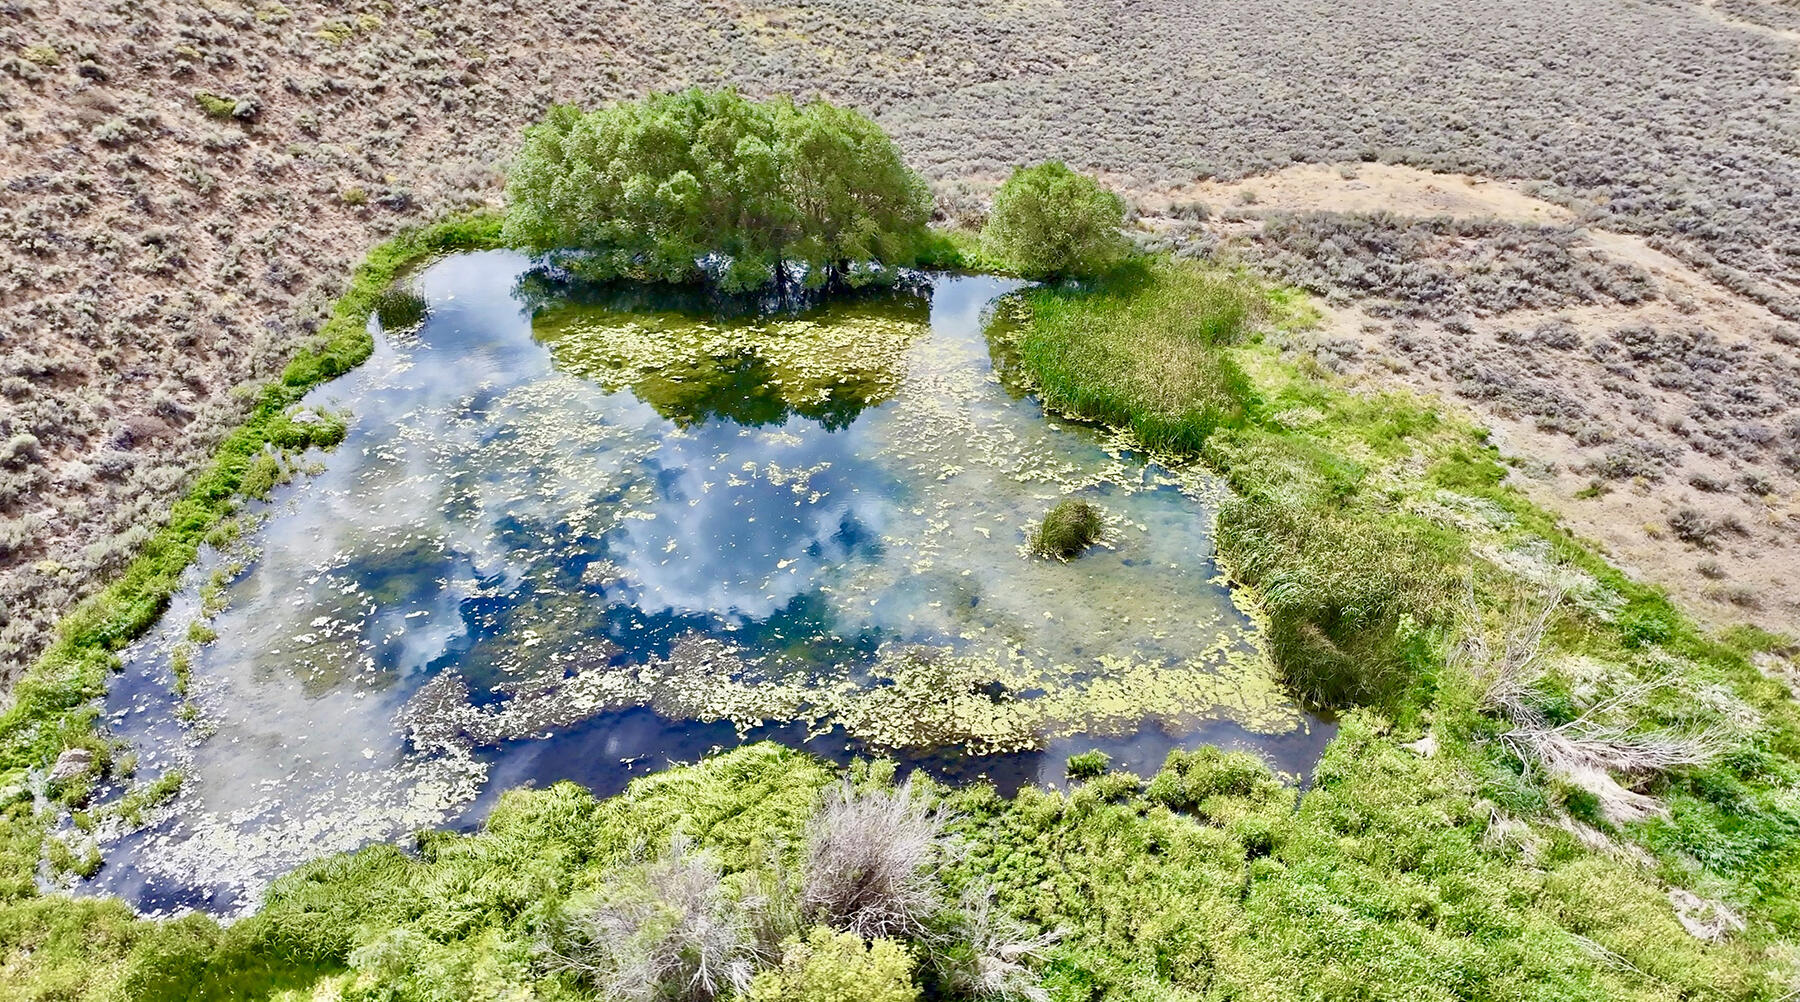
[{"xmin": 84, "ymin": 252, "xmax": 1331, "ymax": 914}]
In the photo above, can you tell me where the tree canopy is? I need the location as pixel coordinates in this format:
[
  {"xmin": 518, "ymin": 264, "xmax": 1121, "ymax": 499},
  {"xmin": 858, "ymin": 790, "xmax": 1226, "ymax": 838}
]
[
  {"xmin": 981, "ymin": 162, "xmax": 1128, "ymax": 280},
  {"xmin": 503, "ymin": 89, "xmax": 933, "ymax": 292}
]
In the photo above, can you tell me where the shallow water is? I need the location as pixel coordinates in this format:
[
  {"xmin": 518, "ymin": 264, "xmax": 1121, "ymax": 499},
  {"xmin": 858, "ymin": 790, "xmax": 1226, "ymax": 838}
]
[{"xmin": 82, "ymin": 252, "xmax": 1330, "ymax": 914}]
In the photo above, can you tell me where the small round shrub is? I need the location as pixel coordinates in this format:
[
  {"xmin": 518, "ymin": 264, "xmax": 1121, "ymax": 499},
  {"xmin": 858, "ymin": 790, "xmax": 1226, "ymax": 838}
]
[
  {"xmin": 747, "ymin": 927, "xmax": 919, "ymax": 1002},
  {"xmin": 1031, "ymin": 499, "xmax": 1103, "ymax": 559},
  {"xmin": 982, "ymin": 162, "xmax": 1127, "ymax": 280}
]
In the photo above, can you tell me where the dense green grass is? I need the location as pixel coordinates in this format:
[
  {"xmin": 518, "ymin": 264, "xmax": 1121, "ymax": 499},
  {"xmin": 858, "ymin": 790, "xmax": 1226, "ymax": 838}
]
[
  {"xmin": 3, "ymin": 742, "xmax": 1780, "ymax": 1000},
  {"xmin": 1030, "ymin": 499, "xmax": 1103, "ymax": 559},
  {"xmin": 999, "ymin": 258, "xmax": 1259, "ymax": 453}
]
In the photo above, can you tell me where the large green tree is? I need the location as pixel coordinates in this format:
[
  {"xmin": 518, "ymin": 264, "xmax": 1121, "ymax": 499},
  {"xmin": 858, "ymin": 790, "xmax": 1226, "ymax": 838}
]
[
  {"xmin": 503, "ymin": 89, "xmax": 932, "ymax": 292},
  {"xmin": 981, "ymin": 162, "xmax": 1128, "ymax": 280}
]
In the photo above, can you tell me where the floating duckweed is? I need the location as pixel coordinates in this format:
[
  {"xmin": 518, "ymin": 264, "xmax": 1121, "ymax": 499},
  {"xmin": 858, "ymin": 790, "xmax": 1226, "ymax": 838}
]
[{"xmin": 536, "ymin": 300, "xmax": 927, "ymax": 429}]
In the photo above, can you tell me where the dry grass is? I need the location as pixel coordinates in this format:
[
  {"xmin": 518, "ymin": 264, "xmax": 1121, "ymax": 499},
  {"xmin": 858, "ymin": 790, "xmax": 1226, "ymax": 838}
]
[
  {"xmin": 802, "ymin": 778, "xmax": 954, "ymax": 941},
  {"xmin": 1468, "ymin": 592, "xmax": 1723, "ymax": 823},
  {"xmin": 544, "ymin": 835, "xmax": 759, "ymax": 1002},
  {"xmin": 940, "ymin": 883, "xmax": 1061, "ymax": 1002}
]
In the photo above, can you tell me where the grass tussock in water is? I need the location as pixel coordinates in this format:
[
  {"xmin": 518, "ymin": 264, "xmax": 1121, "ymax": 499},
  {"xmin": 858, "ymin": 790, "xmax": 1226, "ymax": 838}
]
[
  {"xmin": 1007, "ymin": 258, "xmax": 1260, "ymax": 454},
  {"xmin": 1030, "ymin": 499, "xmax": 1103, "ymax": 559},
  {"xmin": 370, "ymin": 286, "xmax": 428, "ymax": 330}
]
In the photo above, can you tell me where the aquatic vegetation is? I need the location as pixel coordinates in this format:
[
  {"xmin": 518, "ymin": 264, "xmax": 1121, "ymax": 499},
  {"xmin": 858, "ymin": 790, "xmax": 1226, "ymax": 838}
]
[
  {"xmin": 1029, "ymin": 499, "xmax": 1103, "ymax": 560},
  {"xmin": 982, "ymin": 163, "xmax": 1127, "ymax": 281},
  {"xmin": 535, "ymin": 293, "xmax": 930, "ymax": 430},
  {"xmin": 1064, "ymin": 751, "xmax": 1109, "ymax": 780}
]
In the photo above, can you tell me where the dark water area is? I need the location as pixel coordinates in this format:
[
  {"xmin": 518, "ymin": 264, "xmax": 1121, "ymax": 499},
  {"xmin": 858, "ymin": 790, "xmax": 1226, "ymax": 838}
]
[{"xmin": 77, "ymin": 252, "xmax": 1331, "ymax": 915}]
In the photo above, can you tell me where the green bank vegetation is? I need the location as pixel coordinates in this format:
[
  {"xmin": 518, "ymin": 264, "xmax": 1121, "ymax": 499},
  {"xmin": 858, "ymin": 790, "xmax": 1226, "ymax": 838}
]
[
  {"xmin": 990, "ymin": 236, "xmax": 1800, "ymax": 989},
  {"xmin": 5, "ymin": 734, "xmax": 1786, "ymax": 1000}
]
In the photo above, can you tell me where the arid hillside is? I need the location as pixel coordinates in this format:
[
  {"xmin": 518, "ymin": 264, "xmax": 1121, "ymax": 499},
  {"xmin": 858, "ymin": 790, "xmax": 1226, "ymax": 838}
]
[{"xmin": 4, "ymin": 0, "xmax": 1800, "ymax": 681}]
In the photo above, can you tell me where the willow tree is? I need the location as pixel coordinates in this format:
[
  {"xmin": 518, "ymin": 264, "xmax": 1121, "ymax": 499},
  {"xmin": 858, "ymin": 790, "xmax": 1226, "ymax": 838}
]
[
  {"xmin": 981, "ymin": 162, "xmax": 1127, "ymax": 280},
  {"xmin": 503, "ymin": 89, "xmax": 932, "ymax": 292}
]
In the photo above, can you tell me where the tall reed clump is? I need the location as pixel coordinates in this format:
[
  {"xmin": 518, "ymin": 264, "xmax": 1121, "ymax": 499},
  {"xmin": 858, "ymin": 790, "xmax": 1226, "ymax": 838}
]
[
  {"xmin": 1214, "ymin": 492, "xmax": 1462, "ymax": 708},
  {"xmin": 1008, "ymin": 258, "xmax": 1259, "ymax": 454}
]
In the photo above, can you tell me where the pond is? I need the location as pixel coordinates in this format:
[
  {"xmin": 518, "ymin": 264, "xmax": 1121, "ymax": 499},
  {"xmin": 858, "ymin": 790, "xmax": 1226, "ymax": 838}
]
[{"xmin": 81, "ymin": 252, "xmax": 1332, "ymax": 915}]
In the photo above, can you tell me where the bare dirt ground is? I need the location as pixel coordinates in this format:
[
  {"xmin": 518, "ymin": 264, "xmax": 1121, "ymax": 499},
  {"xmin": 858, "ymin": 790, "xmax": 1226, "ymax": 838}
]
[
  {"xmin": 3, "ymin": 0, "xmax": 1799, "ymax": 684},
  {"xmin": 1153, "ymin": 164, "xmax": 1800, "ymax": 633}
]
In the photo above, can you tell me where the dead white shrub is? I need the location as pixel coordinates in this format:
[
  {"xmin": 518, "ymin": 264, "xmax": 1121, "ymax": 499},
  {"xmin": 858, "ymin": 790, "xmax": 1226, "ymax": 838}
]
[
  {"xmin": 1465, "ymin": 590, "xmax": 1722, "ymax": 823},
  {"xmin": 1667, "ymin": 887, "xmax": 1747, "ymax": 942},
  {"xmin": 544, "ymin": 835, "xmax": 757, "ymax": 1002},
  {"xmin": 940, "ymin": 883, "xmax": 1062, "ymax": 1002},
  {"xmin": 802, "ymin": 777, "xmax": 955, "ymax": 940}
]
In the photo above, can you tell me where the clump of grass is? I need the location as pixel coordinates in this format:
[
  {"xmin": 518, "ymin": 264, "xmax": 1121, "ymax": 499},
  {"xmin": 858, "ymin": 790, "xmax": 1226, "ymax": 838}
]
[
  {"xmin": 1065, "ymin": 749, "xmax": 1110, "ymax": 780},
  {"xmin": 1030, "ymin": 499, "xmax": 1102, "ymax": 559},
  {"xmin": 1003, "ymin": 258, "xmax": 1260, "ymax": 454},
  {"xmin": 544, "ymin": 835, "xmax": 758, "ymax": 1002},
  {"xmin": 371, "ymin": 286, "xmax": 427, "ymax": 330}
]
